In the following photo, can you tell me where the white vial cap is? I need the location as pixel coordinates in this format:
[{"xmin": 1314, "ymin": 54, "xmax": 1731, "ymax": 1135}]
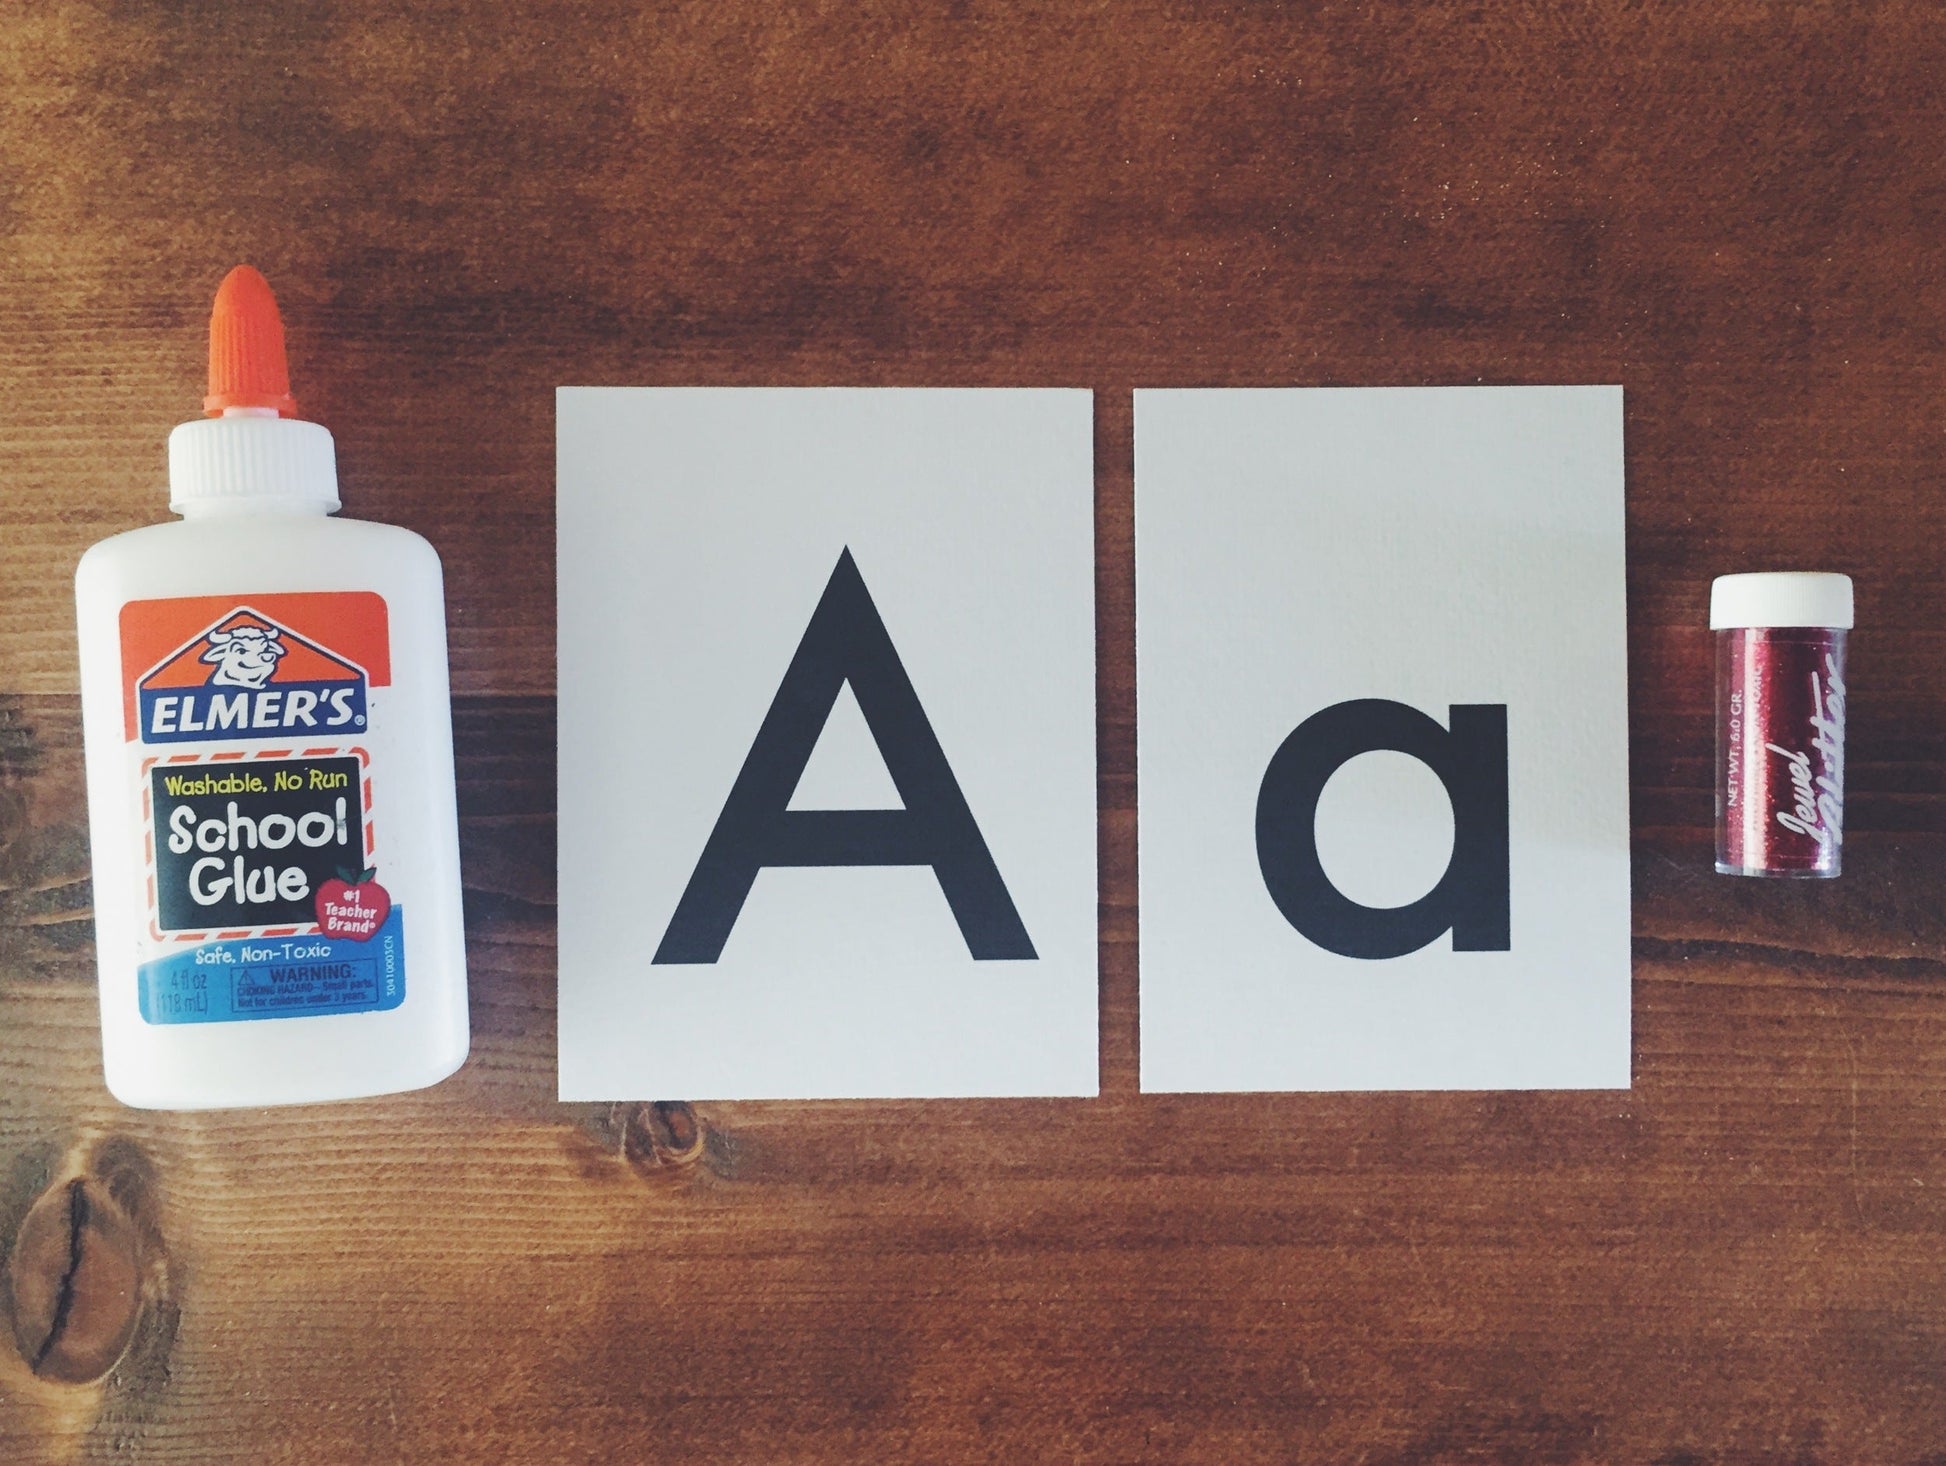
[
  {"xmin": 168, "ymin": 413, "xmax": 340, "ymax": 513},
  {"xmin": 1710, "ymin": 572, "xmax": 1854, "ymax": 630}
]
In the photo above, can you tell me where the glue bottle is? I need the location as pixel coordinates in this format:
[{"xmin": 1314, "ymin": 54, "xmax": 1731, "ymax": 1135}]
[{"xmin": 74, "ymin": 266, "xmax": 469, "ymax": 1107}]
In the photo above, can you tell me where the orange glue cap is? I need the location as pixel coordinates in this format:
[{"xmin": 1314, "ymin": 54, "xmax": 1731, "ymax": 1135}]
[
  {"xmin": 203, "ymin": 265, "xmax": 300, "ymax": 418},
  {"xmin": 171, "ymin": 266, "xmax": 336, "ymax": 511}
]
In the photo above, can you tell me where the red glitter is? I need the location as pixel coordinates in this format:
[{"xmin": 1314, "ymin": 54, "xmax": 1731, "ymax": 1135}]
[{"xmin": 1716, "ymin": 627, "xmax": 1847, "ymax": 877}]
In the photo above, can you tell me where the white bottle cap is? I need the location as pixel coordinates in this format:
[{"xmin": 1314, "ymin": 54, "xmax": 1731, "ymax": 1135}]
[
  {"xmin": 1709, "ymin": 571, "xmax": 1854, "ymax": 630},
  {"xmin": 168, "ymin": 412, "xmax": 340, "ymax": 513}
]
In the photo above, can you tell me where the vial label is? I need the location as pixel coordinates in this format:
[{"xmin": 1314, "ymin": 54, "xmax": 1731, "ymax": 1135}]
[
  {"xmin": 1715, "ymin": 626, "xmax": 1847, "ymax": 877},
  {"xmin": 116, "ymin": 593, "xmax": 408, "ymax": 1023}
]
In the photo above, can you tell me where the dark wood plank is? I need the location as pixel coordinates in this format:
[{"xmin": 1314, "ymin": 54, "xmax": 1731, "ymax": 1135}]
[{"xmin": 3, "ymin": 1, "xmax": 1945, "ymax": 1460}]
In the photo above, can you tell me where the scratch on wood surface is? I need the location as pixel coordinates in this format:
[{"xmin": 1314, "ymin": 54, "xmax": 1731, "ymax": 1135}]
[
  {"xmin": 1842, "ymin": 1023, "xmax": 1864, "ymax": 1227},
  {"xmin": 0, "ymin": 873, "xmax": 91, "ymax": 899},
  {"xmin": 8, "ymin": 908, "xmax": 93, "ymax": 929}
]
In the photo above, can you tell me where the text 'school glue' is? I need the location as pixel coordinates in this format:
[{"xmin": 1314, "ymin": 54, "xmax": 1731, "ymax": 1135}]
[{"xmin": 74, "ymin": 266, "xmax": 469, "ymax": 1107}]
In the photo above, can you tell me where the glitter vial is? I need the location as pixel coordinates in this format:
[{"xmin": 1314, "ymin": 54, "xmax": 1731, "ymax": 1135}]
[{"xmin": 1711, "ymin": 572, "xmax": 1853, "ymax": 878}]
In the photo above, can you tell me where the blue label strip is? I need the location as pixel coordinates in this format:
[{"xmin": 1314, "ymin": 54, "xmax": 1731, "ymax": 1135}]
[
  {"xmin": 138, "ymin": 678, "xmax": 368, "ymax": 744},
  {"xmin": 139, "ymin": 908, "xmax": 406, "ymax": 1025}
]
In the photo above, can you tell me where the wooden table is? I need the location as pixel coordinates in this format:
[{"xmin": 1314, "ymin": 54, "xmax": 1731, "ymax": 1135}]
[{"xmin": 4, "ymin": 4, "xmax": 1943, "ymax": 1460}]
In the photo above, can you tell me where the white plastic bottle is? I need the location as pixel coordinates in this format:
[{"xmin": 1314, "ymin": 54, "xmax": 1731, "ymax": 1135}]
[{"xmin": 74, "ymin": 266, "xmax": 469, "ymax": 1107}]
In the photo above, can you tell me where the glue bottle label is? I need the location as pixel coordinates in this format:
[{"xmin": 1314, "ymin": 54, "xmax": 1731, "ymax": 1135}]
[{"xmin": 117, "ymin": 592, "xmax": 407, "ymax": 1023}]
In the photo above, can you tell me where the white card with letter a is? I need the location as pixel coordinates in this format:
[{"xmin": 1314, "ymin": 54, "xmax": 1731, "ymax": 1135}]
[
  {"xmin": 1135, "ymin": 387, "xmax": 1630, "ymax": 1093},
  {"xmin": 557, "ymin": 388, "xmax": 1098, "ymax": 1100}
]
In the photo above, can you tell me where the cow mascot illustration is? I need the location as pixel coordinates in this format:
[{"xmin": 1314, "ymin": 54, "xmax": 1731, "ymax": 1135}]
[{"xmin": 200, "ymin": 625, "xmax": 288, "ymax": 689}]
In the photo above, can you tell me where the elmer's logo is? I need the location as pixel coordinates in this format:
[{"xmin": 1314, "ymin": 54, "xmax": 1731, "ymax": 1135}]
[{"xmin": 136, "ymin": 607, "xmax": 368, "ymax": 745}]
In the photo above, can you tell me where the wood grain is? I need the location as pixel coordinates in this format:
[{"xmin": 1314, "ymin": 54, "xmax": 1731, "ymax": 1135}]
[{"xmin": 3, "ymin": 2, "xmax": 1945, "ymax": 1460}]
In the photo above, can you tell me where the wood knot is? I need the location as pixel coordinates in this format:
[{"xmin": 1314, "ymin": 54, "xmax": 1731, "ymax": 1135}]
[
  {"xmin": 6, "ymin": 1174, "xmax": 143, "ymax": 1384},
  {"xmin": 623, "ymin": 1101, "xmax": 706, "ymax": 1172}
]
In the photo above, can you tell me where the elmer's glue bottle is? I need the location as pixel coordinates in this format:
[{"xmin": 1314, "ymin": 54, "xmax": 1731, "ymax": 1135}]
[{"xmin": 74, "ymin": 266, "xmax": 469, "ymax": 1107}]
